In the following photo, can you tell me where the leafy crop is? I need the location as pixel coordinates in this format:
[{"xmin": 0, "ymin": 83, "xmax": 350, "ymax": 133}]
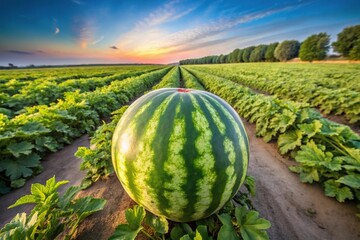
[
  {"xmin": 75, "ymin": 106, "xmax": 129, "ymax": 188},
  {"xmin": 180, "ymin": 68, "xmax": 204, "ymax": 90},
  {"xmin": 109, "ymin": 176, "xmax": 271, "ymax": 240},
  {"xmin": 190, "ymin": 63, "xmax": 360, "ymax": 124},
  {"xmin": 0, "ymin": 66, "xmax": 161, "ymax": 118},
  {"xmin": 0, "ymin": 176, "xmax": 106, "ymax": 240},
  {"xmin": 0, "ymin": 67, "xmax": 171, "ymax": 193},
  {"xmin": 184, "ymin": 67, "xmax": 360, "ymax": 208}
]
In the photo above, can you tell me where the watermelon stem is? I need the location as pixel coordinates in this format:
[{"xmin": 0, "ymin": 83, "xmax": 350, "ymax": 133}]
[{"xmin": 141, "ymin": 229, "xmax": 156, "ymax": 240}]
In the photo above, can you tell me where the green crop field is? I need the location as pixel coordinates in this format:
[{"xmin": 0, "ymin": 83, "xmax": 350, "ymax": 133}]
[{"xmin": 0, "ymin": 63, "xmax": 359, "ymax": 239}]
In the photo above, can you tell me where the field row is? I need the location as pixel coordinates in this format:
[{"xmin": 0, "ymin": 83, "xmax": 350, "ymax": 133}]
[
  {"xmin": 0, "ymin": 66, "xmax": 162, "ymax": 117},
  {"xmin": 0, "ymin": 66, "xmax": 169, "ymax": 193},
  {"xmin": 186, "ymin": 63, "xmax": 360, "ymax": 124}
]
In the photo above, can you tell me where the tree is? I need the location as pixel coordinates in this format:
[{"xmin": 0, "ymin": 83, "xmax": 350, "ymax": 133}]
[
  {"xmin": 299, "ymin": 33, "xmax": 330, "ymax": 61},
  {"xmin": 250, "ymin": 45, "xmax": 268, "ymax": 62},
  {"xmin": 332, "ymin": 25, "xmax": 360, "ymax": 57},
  {"xmin": 242, "ymin": 46, "xmax": 255, "ymax": 62},
  {"xmin": 219, "ymin": 54, "xmax": 226, "ymax": 63},
  {"xmin": 229, "ymin": 49, "xmax": 240, "ymax": 63},
  {"xmin": 349, "ymin": 39, "xmax": 360, "ymax": 60},
  {"xmin": 237, "ymin": 49, "xmax": 244, "ymax": 62},
  {"xmin": 265, "ymin": 42, "xmax": 279, "ymax": 62},
  {"xmin": 274, "ymin": 40, "xmax": 300, "ymax": 62}
]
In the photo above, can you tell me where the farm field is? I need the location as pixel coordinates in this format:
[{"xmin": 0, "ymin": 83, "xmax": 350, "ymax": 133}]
[{"xmin": 0, "ymin": 63, "xmax": 359, "ymax": 239}]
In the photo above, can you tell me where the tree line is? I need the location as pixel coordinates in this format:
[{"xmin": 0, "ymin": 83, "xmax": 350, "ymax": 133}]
[{"xmin": 179, "ymin": 24, "xmax": 360, "ymax": 65}]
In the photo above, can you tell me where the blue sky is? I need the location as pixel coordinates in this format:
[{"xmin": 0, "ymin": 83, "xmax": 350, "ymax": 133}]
[{"xmin": 0, "ymin": 0, "xmax": 359, "ymax": 65}]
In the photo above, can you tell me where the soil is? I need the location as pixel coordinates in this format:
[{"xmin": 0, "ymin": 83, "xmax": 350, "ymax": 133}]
[
  {"xmin": 0, "ymin": 135, "xmax": 88, "ymax": 226},
  {"xmin": 0, "ymin": 121, "xmax": 359, "ymax": 239}
]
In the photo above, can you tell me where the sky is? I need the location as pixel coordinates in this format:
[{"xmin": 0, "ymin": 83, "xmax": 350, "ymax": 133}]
[{"xmin": 0, "ymin": 0, "xmax": 359, "ymax": 66}]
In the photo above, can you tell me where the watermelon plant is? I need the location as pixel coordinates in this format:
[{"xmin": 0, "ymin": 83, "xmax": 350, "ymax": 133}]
[
  {"xmin": 0, "ymin": 176, "xmax": 106, "ymax": 239},
  {"xmin": 112, "ymin": 88, "xmax": 249, "ymax": 222}
]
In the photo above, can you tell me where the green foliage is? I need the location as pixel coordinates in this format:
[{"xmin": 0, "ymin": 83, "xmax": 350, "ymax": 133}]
[
  {"xmin": 0, "ymin": 176, "xmax": 106, "ymax": 239},
  {"xmin": 109, "ymin": 178, "xmax": 271, "ymax": 240},
  {"xmin": 181, "ymin": 68, "xmax": 204, "ymax": 90},
  {"xmin": 152, "ymin": 67, "xmax": 180, "ymax": 90},
  {"xmin": 242, "ymin": 47, "xmax": 256, "ymax": 62},
  {"xmin": 299, "ymin": 33, "xmax": 330, "ymax": 61},
  {"xmin": 274, "ymin": 40, "xmax": 300, "ymax": 61},
  {"xmin": 75, "ymin": 106, "xmax": 129, "ymax": 188},
  {"xmin": 229, "ymin": 49, "xmax": 241, "ymax": 63},
  {"xmin": 0, "ymin": 67, "xmax": 171, "ymax": 193},
  {"xmin": 332, "ymin": 24, "xmax": 360, "ymax": 57},
  {"xmin": 265, "ymin": 42, "xmax": 279, "ymax": 62},
  {"xmin": 249, "ymin": 45, "xmax": 268, "ymax": 62},
  {"xmin": 349, "ymin": 39, "xmax": 360, "ymax": 60}
]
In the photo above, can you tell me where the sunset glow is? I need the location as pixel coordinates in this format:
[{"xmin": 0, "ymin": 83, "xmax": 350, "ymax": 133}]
[{"xmin": 1, "ymin": 0, "xmax": 359, "ymax": 66}]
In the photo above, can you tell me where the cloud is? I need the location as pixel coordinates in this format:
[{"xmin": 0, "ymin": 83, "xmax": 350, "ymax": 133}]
[
  {"xmin": 117, "ymin": 1, "xmax": 197, "ymax": 56},
  {"xmin": 7, "ymin": 50, "xmax": 35, "ymax": 55},
  {"xmin": 91, "ymin": 36, "xmax": 104, "ymax": 45},
  {"xmin": 110, "ymin": 46, "xmax": 118, "ymax": 50},
  {"xmin": 72, "ymin": 18, "xmax": 96, "ymax": 48},
  {"xmin": 136, "ymin": 0, "xmax": 196, "ymax": 28},
  {"xmin": 72, "ymin": 0, "xmax": 85, "ymax": 5},
  {"xmin": 117, "ymin": 1, "xmax": 309, "ymax": 58},
  {"xmin": 54, "ymin": 27, "xmax": 60, "ymax": 35}
]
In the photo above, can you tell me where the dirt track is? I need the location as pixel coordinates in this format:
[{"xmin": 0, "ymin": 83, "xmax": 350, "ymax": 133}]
[{"xmin": 0, "ymin": 122, "xmax": 359, "ymax": 239}]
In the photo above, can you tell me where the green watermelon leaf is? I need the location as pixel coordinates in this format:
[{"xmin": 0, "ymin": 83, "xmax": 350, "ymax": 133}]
[
  {"xmin": 194, "ymin": 225, "xmax": 212, "ymax": 240},
  {"xmin": 20, "ymin": 122, "xmax": 50, "ymax": 135},
  {"xmin": 8, "ymin": 194, "xmax": 36, "ymax": 209},
  {"xmin": 71, "ymin": 196, "xmax": 106, "ymax": 222},
  {"xmin": 336, "ymin": 174, "xmax": 360, "ymax": 189},
  {"xmin": 7, "ymin": 141, "xmax": 34, "ymax": 157},
  {"xmin": 125, "ymin": 205, "xmax": 146, "ymax": 230},
  {"xmin": 298, "ymin": 120, "xmax": 322, "ymax": 138},
  {"xmin": 269, "ymin": 109, "xmax": 297, "ymax": 134},
  {"xmin": 235, "ymin": 206, "xmax": 271, "ymax": 240},
  {"xmin": 144, "ymin": 211, "xmax": 169, "ymax": 234},
  {"xmin": 0, "ymin": 180, "xmax": 11, "ymax": 195},
  {"xmin": 217, "ymin": 213, "xmax": 240, "ymax": 240},
  {"xmin": 58, "ymin": 186, "xmax": 81, "ymax": 209},
  {"xmin": 294, "ymin": 140, "xmax": 332, "ymax": 167},
  {"xmin": 180, "ymin": 235, "xmax": 192, "ymax": 240},
  {"xmin": 299, "ymin": 168, "xmax": 319, "ymax": 183},
  {"xmin": 278, "ymin": 130, "xmax": 303, "ymax": 154},
  {"xmin": 2, "ymin": 154, "xmax": 41, "ymax": 180},
  {"xmin": 10, "ymin": 178, "xmax": 26, "ymax": 188},
  {"xmin": 108, "ymin": 224, "xmax": 141, "ymax": 240},
  {"xmin": 245, "ymin": 176, "xmax": 256, "ymax": 196},
  {"xmin": 324, "ymin": 180, "xmax": 354, "ymax": 202},
  {"xmin": 171, "ymin": 224, "xmax": 187, "ymax": 240}
]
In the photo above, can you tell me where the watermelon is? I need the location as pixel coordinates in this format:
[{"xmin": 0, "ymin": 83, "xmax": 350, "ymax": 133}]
[{"xmin": 112, "ymin": 88, "xmax": 249, "ymax": 222}]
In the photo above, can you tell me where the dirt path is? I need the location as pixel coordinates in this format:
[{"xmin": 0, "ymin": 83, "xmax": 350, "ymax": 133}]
[
  {"xmin": 0, "ymin": 123, "xmax": 359, "ymax": 239},
  {"xmin": 0, "ymin": 135, "xmax": 88, "ymax": 227}
]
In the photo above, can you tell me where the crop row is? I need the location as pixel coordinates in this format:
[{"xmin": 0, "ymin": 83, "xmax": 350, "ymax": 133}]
[
  {"xmin": 0, "ymin": 67, "xmax": 160, "ymax": 117},
  {"xmin": 180, "ymin": 67, "xmax": 205, "ymax": 90},
  {"xmin": 189, "ymin": 64, "xmax": 360, "ymax": 124},
  {"xmin": 75, "ymin": 66, "xmax": 180, "ymax": 188},
  {"xmin": 0, "ymin": 66, "xmax": 131, "ymax": 95},
  {"xmin": 0, "ymin": 67, "xmax": 171, "ymax": 194},
  {"xmin": 183, "ymin": 66, "xmax": 360, "ymax": 205}
]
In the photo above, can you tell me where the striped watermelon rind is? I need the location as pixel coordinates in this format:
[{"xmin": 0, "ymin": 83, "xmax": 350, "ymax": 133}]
[{"xmin": 112, "ymin": 88, "xmax": 249, "ymax": 222}]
